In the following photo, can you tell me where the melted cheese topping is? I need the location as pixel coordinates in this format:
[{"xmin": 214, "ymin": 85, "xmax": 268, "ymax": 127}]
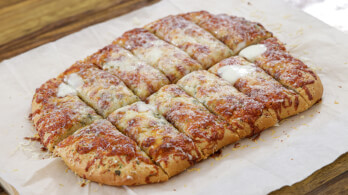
[
  {"xmin": 136, "ymin": 102, "xmax": 152, "ymax": 112},
  {"xmin": 177, "ymin": 71, "xmax": 267, "ymax": 137},
  {"xmin": 144, "ymin": 46, "xmax": 164, "ymax": 65},
  {"xmin": 103, "ymin": 51, "xmax": 139, "ymax": 72},
  {"xmin": 92, "ymin": 44, "xmax": 169, "ymax": 100},
  {"xmin": 181, "ymin": 11, "xmax": 272, "ymax": 54},
  {"xmin": 118, "ymin": 28, "xmax": 202, "ymax": 82},
  {"xmin": 66, "ymin": 73, "xmax": 84, "ymax": 89},
  {"xmin": 217, "ymin": 64, "xmax": 256, "ymax": 84},
  {"xmin": 57, "ymin": 83, "xmax": 77, "ymax": 97},
  {"xmin": 145, "ymin": 16, "xmax": 232, "ymax": 68},
  {"xmin": 239, "ymin": 44, "xmax": 267, "ymax": 62}
]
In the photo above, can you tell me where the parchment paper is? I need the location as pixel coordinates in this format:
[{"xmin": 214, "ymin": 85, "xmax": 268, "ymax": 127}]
[{"xmin": 1, "ymin": 0, "xmax": 348, "ymax": 194}]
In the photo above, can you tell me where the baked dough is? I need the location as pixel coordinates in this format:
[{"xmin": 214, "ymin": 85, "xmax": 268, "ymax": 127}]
[
  {"xmin": 145, "ymin": 16, "xmax": 232, "ymax": 69},
  {"xmin": 181, "ymin": 11, "xmax": 272, "ymax": 54},
  {"xmin": 30, "ymin": 11, "xmax": 324, "ymax": 186},
  {"xmin": 31, "ymin": 78, "xmax": 101, "ymax": 151},
  {"xmin": 54, "ymin": 119, "xmax": 168, "ymax": 186},
  {"xmin": 177, "ymin": 70, "xmax": 277, "ymax": 137},
  {"xmin": 239, "ymin": 37, "xmax": 323, "ymax": 106},
  {"xmin": 116, "ymin": 28, "xmax": 202, "ymax": 83},
  {"xmin": 147, "ymin": 84, "xmax": 240, "ymax": 157},
  {"xmin": 209, "ymin": 56, "xmax": 309, "ymax": 120},
  {"xmin": 86, "ymin": 43, "xmax": 169, "ymax": 100},
  {"xmin": 59, "ymin": 62, "xmax": 139, "ymax": 117},
  {"xmin": 108, "ymin": 101, "xmax": 202, "ymax": 177}
]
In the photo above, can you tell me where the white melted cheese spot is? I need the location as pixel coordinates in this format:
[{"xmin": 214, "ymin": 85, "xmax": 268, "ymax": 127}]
[
  {"xmin": 239, "ymin": 44, "xmax": 267, "ymax": 62},
  {"xmin": 145, "ymin": 47, "xmax": 163, "ymax": 64},
  {"xmin": 136, "ymin": 102, "xmax": 157, "ymax": 113},
  {"xmin": 66, "ymin": 73, "xmax": 84, "ymax": 89},
  {"xmin": 57, "ymin": 83, "xmax": 77, "ymax": 97},
  {"xmin": 217, "ymin": 65, "xmax": 256, "ymax": 84},
  {"xmin": 136, "ymin": 102, "xmax": 151, "ymax": 112}
]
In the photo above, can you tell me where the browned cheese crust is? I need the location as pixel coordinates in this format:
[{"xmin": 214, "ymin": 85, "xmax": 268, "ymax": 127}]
[
  {"xmin": 108, "ymin": 102, "xmax": 202, "ymax": 177},
  {"xmin": 147, "ymin": 85, "xmax": 240, "ymax": 158},
  {"xmin": 54, "ymin": 119, "xmax": 168, "ymax": 186},
  {"xmin": 86, "ymin": 43, "xmax": 169, "ymax": 100},
  {"xmin": 115, "ymin": 28, "xmax": 202, "ymax": 83},
  {"xmin": 209, "ymin": 56, "xmax": 309, "ymax": 120},
  {"xmin": 177, "ymin": 71, "xmax": 277, "ymax": 137},
  {"xmin": 144, "ymin": 16, "xmax": 232, "ymax": 69},
  {"xmin": 31, "ymin": 78, "xmax": 101, "ymax": 151},
  {"xmin": 181, "ymin": 11, "xmax": 273, "ymax": 54}
]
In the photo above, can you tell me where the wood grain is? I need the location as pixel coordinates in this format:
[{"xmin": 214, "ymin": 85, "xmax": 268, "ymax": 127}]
[
  {"xmin": 0, "ymin": 0, "xmax": 159, "ymax": 62},
  {"xmin": 270, "ymin": 152, "xmax": 348, "ymax": 195}
]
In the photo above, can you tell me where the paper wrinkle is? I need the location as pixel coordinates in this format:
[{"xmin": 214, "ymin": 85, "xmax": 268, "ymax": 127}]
[{"xmin": 0, "ymin": 0, "xmax": 348, "ymax": 194}]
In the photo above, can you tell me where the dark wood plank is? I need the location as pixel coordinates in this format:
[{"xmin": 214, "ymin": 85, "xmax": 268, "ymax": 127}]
[
  {"xmin": 270, "ymin": 152, "xmax": 348, "ymax": 195},
  {"xmin": 0, "ymin": 185, "xmax": 7, "ymax": 195},
  {"xmin": 0, "ymin": 0, "xmax": 159, "ymax": 62},
  {"xmin": 0, "ymin": 0, "xmax": 23, "ymax": 9}
]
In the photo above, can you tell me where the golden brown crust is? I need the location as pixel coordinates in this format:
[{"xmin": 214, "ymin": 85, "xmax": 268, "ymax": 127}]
[
  {"xmin": 209, "ymin": 56, "xmax": 309, "ymax": 120},
  {"xmin": 115, "ymin": 28, "xmax": 202, "ymax": 83},
  {"xmin": 147, "ymin": 85, "xmax": 240, "ymax": 157},
  {"xmin": 31, "ymin": 78, "xmax": 101, "ymax": 151},
  {"xmin": 180, "ymin": 11, "xmax": 273, "ymax": 54},
  {"xmin": 177, "ymin": 71, "xmax": 277, "ymax": 137},
  {"xmin": 54, "ymin": 120, "xmax": 168, "ymax": 186},
  {"xmin": 107, "ymin": 102, "xmax": 202, "ymax": 177},
  {"xmin": 253, "ymin": 38, "xmax": 323, "ymax": 106},
  {"xmin": 144, "ymin": 16, "xmax": 232, "ymax": 69},
  {"xmin": 86, "ymin": 43, "xmax": 169, "ymax": 100}
]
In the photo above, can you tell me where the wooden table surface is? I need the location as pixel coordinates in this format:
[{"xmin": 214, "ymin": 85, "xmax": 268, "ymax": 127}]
[{"xmin": 0, "ymin": 0, "xmax": 347, "ymax": 194}]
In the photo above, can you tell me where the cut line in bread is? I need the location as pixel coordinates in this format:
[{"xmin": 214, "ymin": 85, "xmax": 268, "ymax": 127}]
[
  {"xmin": 31, "ymin": 78, "xmax": 101, "ymax": 151},
  {"xmin": 239, "ymin": 37, "xmax": 323, "ymax": 106},
  {"xmin": 54, "ymin": 119, "xmax": 168, "ymax": 186},
  {"xmin": 145, "ymin": 16, "xmax": 232, "ymax": 69},
  {"xmin": 59, "ymin": 62, "xmax": 139, "ymax": 118},
  {"xmin": 86, "ymin": 43, "xmax": 169, "ymax": 100},
  {"xmin": 181, "ymin": 11, "xmax": 273, "ymax": 54},
  {"xmin": 116, "ymin": 28, "xmax": 203, "ymax": 83},
  {"xmin": 108, "ymin": 101, "xmax": 202, "ymax": 177},
  {"xmin": 177, "ymin": 70, "xmax": 277, "ymax": 137},
  {"xmin": 147, "ymin": 84, "xmax": 240, "ymax": 158},
  {"xmin": 209, "ymin": 56, "xmax": 309, "ymax": 120}
]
